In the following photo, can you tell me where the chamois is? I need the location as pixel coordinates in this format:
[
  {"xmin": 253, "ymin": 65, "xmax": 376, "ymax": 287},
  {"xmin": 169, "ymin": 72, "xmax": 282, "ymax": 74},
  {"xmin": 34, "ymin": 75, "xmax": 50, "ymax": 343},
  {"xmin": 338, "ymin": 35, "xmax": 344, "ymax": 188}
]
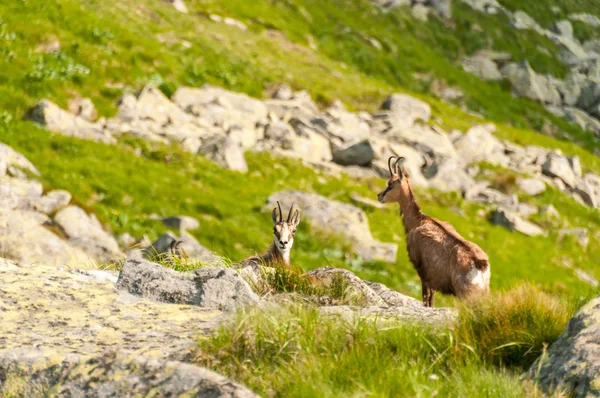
[
  {"xmin": 377, "ymin": 156, "xmax": 490, "ymax": 307},
  {"xmin": 240, "ymin": 201, "xmax": 300, "ymax": 268}
]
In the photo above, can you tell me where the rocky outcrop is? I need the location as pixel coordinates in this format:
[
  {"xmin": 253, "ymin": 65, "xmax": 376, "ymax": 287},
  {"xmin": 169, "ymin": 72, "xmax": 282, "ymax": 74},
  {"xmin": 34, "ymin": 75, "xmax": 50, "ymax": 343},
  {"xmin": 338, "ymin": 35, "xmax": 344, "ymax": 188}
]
[
  {"xmin": 0, "ymin": 350, "xmax": 257, "ymax": 398},
  {"xmin": 527, "ymin": 296, "xmax": 600, "ymax": 397},
  {"xmin": 116, "ymin": 259, "xmax": 260, "ymax": 310},
  {"xmin": 266, "ymin": 191, "xmax": 398, "ymax": 263},
  {"xmin": 490, "ymin": 208, "xmax": 545, "ymax": 236},
  {"xmin": 320, "ymin": 304, "xmax": 457, "ymax": 325}
]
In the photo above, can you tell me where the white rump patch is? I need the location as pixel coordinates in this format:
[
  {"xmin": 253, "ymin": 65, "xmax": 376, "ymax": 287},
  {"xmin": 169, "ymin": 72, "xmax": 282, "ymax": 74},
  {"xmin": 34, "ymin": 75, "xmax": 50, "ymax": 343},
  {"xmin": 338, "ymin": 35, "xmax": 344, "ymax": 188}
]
[{"xmin": 466, "ymin": 266, "xmax": 490, "ymax": 289}]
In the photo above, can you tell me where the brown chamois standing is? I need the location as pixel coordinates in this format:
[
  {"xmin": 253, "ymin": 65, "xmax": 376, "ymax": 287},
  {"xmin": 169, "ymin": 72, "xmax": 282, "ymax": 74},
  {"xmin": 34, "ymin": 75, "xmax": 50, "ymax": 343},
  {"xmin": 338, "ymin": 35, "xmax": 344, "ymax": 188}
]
[
  {"xmin": 241, "ymin": 201, "xmax": 300, "ymax": 268},
  {"xmin": 377, "ymin": 156, "xmax": 491, "ymax": 307}
]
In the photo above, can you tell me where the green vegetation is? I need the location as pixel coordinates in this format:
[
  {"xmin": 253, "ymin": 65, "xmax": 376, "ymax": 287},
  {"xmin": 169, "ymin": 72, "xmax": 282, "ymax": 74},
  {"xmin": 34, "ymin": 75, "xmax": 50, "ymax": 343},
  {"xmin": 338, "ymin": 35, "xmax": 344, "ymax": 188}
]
[{"xmin": 196, "ymin": 285, "xmax": 586, "ymax": 397}]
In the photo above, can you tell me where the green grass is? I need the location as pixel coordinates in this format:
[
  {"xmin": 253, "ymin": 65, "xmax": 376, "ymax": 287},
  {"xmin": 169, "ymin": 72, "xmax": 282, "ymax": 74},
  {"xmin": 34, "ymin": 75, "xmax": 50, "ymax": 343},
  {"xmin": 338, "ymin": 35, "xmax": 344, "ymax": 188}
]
[
  {"xmin": 498, "ymin": 0, "xmax": 600, "ymax": 29},
  {"xmin": 195, "ymin": 284, "xmax": 589, "ymax": 397}
]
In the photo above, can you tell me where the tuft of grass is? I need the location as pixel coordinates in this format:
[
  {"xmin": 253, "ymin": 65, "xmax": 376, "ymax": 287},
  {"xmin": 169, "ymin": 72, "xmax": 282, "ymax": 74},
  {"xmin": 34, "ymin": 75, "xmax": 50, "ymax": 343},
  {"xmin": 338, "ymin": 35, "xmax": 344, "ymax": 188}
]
[{"xmin": 195, "ymin": 284, "xmax": 587, "ymax": 397}]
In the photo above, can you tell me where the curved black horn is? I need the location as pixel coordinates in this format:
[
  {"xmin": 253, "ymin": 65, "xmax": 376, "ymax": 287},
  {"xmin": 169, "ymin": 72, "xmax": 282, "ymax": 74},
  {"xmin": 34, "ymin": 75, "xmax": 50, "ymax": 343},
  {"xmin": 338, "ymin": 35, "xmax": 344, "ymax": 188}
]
[
  {"xmin": 287, "ymin": 203, "xmax": 295, "ymax": 222},
  {"xmin": 387, "ymin": 156, "xmax": 397, "ymax": 176},
  {"xmin": 394, "ymin": 157, "xmax": 406, "ymax": 174},
  {"xmin": 277, "ymin": 201, "xmax": 283, "ymax": 222}
]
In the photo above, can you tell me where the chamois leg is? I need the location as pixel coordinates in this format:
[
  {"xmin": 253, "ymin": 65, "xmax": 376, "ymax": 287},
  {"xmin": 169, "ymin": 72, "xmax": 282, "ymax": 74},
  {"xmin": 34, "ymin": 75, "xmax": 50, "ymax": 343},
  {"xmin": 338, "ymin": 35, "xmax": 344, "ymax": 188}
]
[
  {"xmin": 428, "ymin": 288, "xmax": 436, "ymax": 308},
  {"xmin": 421, "ymin": 279, "xmax": 431, "ymax": 307}
]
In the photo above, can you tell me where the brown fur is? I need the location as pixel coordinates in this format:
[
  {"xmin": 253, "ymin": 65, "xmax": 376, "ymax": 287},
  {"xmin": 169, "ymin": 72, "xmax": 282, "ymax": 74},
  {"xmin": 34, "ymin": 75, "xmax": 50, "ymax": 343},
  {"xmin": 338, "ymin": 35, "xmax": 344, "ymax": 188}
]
[{"xmin": 378, "ymin": 158, "xmax": 490, "ymax": 307}]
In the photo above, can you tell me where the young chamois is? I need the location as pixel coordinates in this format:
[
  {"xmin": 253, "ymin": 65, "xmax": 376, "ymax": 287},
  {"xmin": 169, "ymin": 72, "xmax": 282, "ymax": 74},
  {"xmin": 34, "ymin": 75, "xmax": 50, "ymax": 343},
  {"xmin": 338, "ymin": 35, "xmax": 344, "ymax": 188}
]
[
  {"xmin": 377, "ymin": 156, "xmax": 490, "ymax": 307},
  {"xmin": 241, "ymin": 201, "xmax": 300, "ymax": 268}
]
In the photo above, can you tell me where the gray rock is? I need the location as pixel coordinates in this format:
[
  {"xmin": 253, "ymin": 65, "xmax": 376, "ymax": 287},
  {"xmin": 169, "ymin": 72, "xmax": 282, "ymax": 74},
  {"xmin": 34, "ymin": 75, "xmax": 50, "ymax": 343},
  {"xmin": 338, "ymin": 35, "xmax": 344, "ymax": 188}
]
[
  {"xmin": 143, "ymin": 232, "xmax": 178, "ymax": 259},
  {"xmin": 164, "ymin": 0, "xmax": 188, "ymax": 13},
  {"xmin": 551, "ymin": 20, "xmax": 574, "ymax": 39},
  {"xmin": 379, "ymin": 94, "xmax": 431, "ymax": 130},
  {"xmin": 332, "ymin": 139, "xmax": 375, "ymax": 166},
  {"xmin": 426, "ymin": 158, "xmax": 477, "ymax": 194},
  {"xmin": 26, "ymin": 100, "xmax": 115, "ymax": 144},
  {"xmin": 460, "ymin": 0, "xmax": 502, "ymax": 13},
  {"xmin": 527, "ymin": 296, "xmax": 600, "ymax": 397},
  {"xmin": 461, "ymin": 55, "xmax": 503, "ymax": 80},
  {"xmin": 389, "ymin": 125, "xmax": 457, "ymax": 160},
  {"xmin": 0, "ymin": 349, "xmax": 257, "ymax": 398},
  {"xmin": 554, "ymin": 35, "xmax": 591, "ymax": 66},
  {"xmin": 569, "ymin": 13, "xmax": 600, "ymax": 27},
  {"xmin": 490, "ymin": 208, "xmax": 545, "ymax": 236},
  {"xmin": 272, "ymin": 83, "xmax": 294, "ymax": 100},
  {"xmin": 542, "ymin": 153, "xmax": 577, "ymax": 188},
  {"xmin": 31, "ymin": 189, "xmax": 71, "ymax": 214},
  {"xmin": 371, "ymin": 142, "xmax": 428, "ymax": 187},
  {"xmin": 0, "ymin": 209, "xmax": 92, "ymax": 266},
  {"xmin": 454, "ymin": 124, "xmax": 508, "ymax": 166},
  {"xmin": 363, "ymin": 280, "xmax": 422, "ymax": 307},
  {"xmin": 0, "ymin": 177, "xmax": 43, "ymax": 210},
  {"xmin": 427, "ymin": 0, "xmax": 452, "ymax": 18},
  {"xmin": 306, "ymin": 267, "xmax": 385, "ymax": 305},
  {"xmin": 0, "ymin": 142, "xmax": 40, "ymax": 177},
  {"xmin": 517, "ymin": 203, "xmax": 538, "ymax": 217},
  {"xmin": 67, "ymin": 97, "xmax": 98, "ymax": 122},
  {"xmin": 162, "ymin": 215, "xmax": 200, "ymax": 231},
  {"xmin": 117, "ymin": 259, "xmax": 259, "ymax": 310},
  {"xmin": 517, "ymin": 177, "xmax": 546, "ymax": 196},
  {"xmin": 577, "ymin": 82, "xmax": 600, "ymax": 119},
  {"xmin": 502, "ymin": 62, "xmax": 561, "ymax": 106},
  {"xmin": 54, "ymin": 205, "xmax": 123, "ymax": 262},
  {"xmin": 512, "ymin": 11, "xmax": 541, "ymax": 30},
  {"xmin": 411, "ymin": 3, "xmax": 430, "ymax": 21},
  {"xmin": 198, "ymin": 135, "xmax": 248, "ymax": 172},
  {"xmin": 319, "ymin": 304, "xmax": 457, "ymax": 325},
  {"xmin": 266, "ymin": 191, "xmax": 398, "ymax": 263},
  {"xmin": 565, "ymin": 108, "xmax": 600, "ymax": 137},
  {"xmin": 176, "ymin": 232, "xmax": 224, "ymax": 265}
]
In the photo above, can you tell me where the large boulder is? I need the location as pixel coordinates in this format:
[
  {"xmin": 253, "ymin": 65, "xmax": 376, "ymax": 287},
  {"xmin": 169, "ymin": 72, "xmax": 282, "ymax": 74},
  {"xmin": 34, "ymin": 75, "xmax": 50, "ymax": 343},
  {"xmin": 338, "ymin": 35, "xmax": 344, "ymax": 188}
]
[
  {"xmin": 331, "ymin": 139, "xmax": 375, "ymax": 166},
  {"xmin": 116, "ymin": 259, "xmax": 259, "ymax": 310},
  {"xmin": 527, "ymin": 296, "xmax": 600, "ymax": 397},
  {"xmin": 453, "ymin": 124, "xmax": 508, "ymax": 166},
  {"xmin": 54, "ymin": 206, "xmax": 123, "ymax": 262},
  {"xmin": 198, "ymin": 135, "xmax": 248, "ymax": 172},
  {"xmin": 490, "ymin": 208, "xmax": 545, "ymax": 236},
  {"xmin": 0, "ymin": 350, "xmax": 257, "ymax": 398},
  {"xmin": 266, "ymin": 191, "xmax": 398, "ymax": 263},
  {"xmin": 0, "ymin": 177, "xmax": 43, "ymax": 210},
  {"xmin": 172, "ymin": 85, "xmax": 268, "ymax": 130},
  {"xmin": 27, "ymin": 100, "xmax": 115, "ymax": 144},
  {"xmin": 426, "ymin": 158, "xmax": 477, "ymax": 194},
  {"xmin": 502, "ymin": 62, "xmax": 561, "ymax": 106},
  {"xmin": 388, "ymin": 125, "xmax": 457, "ymax": 160},
  {"xmin": 377, "ymin": 94, "xmax": 431, "ymax": 130},
  {"xmin": 551, "ymin": 20, "xmax": 574, "ymax": 39},
  {"xmin": 306, "ymin": 267, "xmax": 385, "ymax": 306},
  {"xmin": 319, "ymin": 304, "xmax": 457, "ymax": 325},
  {"xmin": 0, "ymin": 142, "xmax": 40, "ymax": 177},
  {"xmin": 461, "ymin": 55, "xmax": 503, "ymax": 80},
  {"xmin": 542, "ymin": 153, "xmax": 578, "ymax": 188},
  {"xmin": 0, "ymin": 209, "xmax": 92, "ymax": 267},
  {"xmin": 31, "ymin": 189, "xmax": 72, "ymax": 214}
]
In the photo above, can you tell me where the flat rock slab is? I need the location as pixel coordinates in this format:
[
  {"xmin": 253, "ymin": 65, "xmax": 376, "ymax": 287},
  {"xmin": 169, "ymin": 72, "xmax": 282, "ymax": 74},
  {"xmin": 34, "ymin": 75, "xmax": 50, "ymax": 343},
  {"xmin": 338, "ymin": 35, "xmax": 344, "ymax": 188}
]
[
  {"xmin": 527, "ymin": 296, "xmax": 600, "ymax": 397},
  {"xmin": 319, "ymin": 305, "xmax": 457, "ymax": 325},
  {"xmin": 0, "ymin": 259, "xmax": 225, "ymax": 361},
  {"xmin": 0, "ymin": 349, "xmax": 257, "ymax": 397}
]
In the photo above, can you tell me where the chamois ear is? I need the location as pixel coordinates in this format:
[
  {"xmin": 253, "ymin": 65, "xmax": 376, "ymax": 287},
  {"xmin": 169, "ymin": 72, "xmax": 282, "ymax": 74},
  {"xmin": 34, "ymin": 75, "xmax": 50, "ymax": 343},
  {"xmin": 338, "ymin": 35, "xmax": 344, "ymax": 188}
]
[
  {"xmin": 291, "ymin": 209, "xmax": 300, "ymax": 227},
  {"xmin": 394, "ymin": 157, "xmax": 406, "ymax": 177},
  {"xmin": 271, "ymin": 207, "xmax": 279, "ymax": 225}
]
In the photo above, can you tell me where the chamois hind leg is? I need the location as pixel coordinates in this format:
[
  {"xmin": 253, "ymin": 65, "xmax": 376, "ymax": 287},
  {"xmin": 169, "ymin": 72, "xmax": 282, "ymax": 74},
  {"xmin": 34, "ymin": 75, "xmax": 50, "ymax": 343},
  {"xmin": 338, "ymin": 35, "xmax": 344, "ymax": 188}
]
[
  {"xmin": 428, "ymin": 288, "xmax": 436, "ymax": 308},
  {"xmin": 421, "ymin": 279, "xmax": 431, "ymax": 307}
]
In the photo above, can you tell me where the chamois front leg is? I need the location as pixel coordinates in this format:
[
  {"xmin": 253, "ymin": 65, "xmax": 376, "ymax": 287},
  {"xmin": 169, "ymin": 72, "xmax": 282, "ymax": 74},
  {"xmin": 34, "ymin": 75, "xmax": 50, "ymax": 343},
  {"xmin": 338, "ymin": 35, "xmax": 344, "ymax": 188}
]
[
  {"xmin": 421, "ymin": 279, "xmax": 430, "ymax": 307},
  {"xmin": 427, "ymin": 288, "xmax": 436, "ymax": 308}
]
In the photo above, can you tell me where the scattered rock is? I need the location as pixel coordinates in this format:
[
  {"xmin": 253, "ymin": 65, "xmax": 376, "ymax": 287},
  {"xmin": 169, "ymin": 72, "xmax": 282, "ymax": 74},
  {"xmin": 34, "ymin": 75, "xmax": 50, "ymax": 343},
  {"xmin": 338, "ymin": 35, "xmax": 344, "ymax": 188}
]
[
  {"xmin": 540, "ymin": 204, "xmax": 560, "ymax": 218},
  {"xmin": 164, "ymin": 0, "xmax": 188, "ymax": 13},
  {"xmin": 454, "ymin": 124, "xmax": 508, "ymax": 165},
  {"xmin": 551, "ymin": 20, "xmax": 574, "ymax": 39},
  {"xmin": 569, "ymin": 13, "xmax": 600, "ymax": 27},
  {"xmin": 461, "ymin": 55, "xmax": 503, "ymax": 81},
  {"xmin": 198, "ymin": 135, "xmax": 248, "ymax": 172},
  {"xmin": 490, "ymin": 208, "xmax": 545, "ymax": 236},
  {"xmin": 558, "ymin": 228, "xmax": 589, "ymax": 248},
  {"xmin": 542, "ymin": 153, "xmax": 577, "ymax": 188},
  {"xmin": 26, "ymin": 100, "xmax": 115, "ymax": 144},
  {"xmin": 528, "ymin": 296, "xmax": 600, "ymax": 397},
  {"xmin": 31, "ymin": 190, "xmax": 71, "ymax": 214},
  {"xmin": 54, "ymin": 206, "xmax": 123, "ymax": 262},
  {"xmin": 331, "ymin": 139, "xmax": 375, "ymax": 166},
  {"xmin": 161, "ymin": 215, "xmax": 200, "ymax": 231},
  {"xmin": 0, "ymin": 349, "xmax": 257, "ymax": 398},
  {"xmin": 116, "ymin": 259, "xmax": 259, "ymax": 310},
  {"xmin": 517, "ymin": 177, "xmax": 546, "ymax": 196},
  {"xmin": 502, "ymin": 62, "xmax": 561, "ymax": 106},
  {"xmin": 306, "ymin": 267, "xmax": 385, "ymax": 305},
  {"xmin": 67, "ymin": 97, "xmax": 98, "ymax": 122},
  {"xmin": 0, "ymin": 142, "xmax": 40, "ymax": 177},
  {"xmin": 380, "ymin": 94, "xmax": 431, "ymax": 130}
]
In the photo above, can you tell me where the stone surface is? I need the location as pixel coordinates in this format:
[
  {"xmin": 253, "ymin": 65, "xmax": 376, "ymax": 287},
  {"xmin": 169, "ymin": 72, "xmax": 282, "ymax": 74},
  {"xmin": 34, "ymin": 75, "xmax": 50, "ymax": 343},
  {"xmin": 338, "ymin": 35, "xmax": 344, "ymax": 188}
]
[
  {"xmin": 117, "ymin": 259, "xmax": 259, "ymax": 310},
  {"xmin": 0, "ymin": 258, "xmax": 224, "ymax": 360},
  {"xmin": 380, "ymin": 94, "xmax": 431, "ymax": 130},
  {"xmin": 164, "ymin": 0, "xmax": 188, "ymax": 13},
  {"xmin": 31, "ymin": 189, "xmax": 72, "ymax": 214},
  {"xmin": 306, "ymin": 267, "xmax": 385, "ymax": 305},
  {"xmin": 527, "ymin": 296, "xmax": 600, "ymax": 397},
  {"xmin": 454, "ymin": 124, "xmax": 508, "ymax": 165},
  {"xmin": 331, "ymin": 139, "xmax": 375, "ymax": 166},
  {"xmin": 67, "ymin": 97, "xmax": 98, "ymax": 122},
  {"xmin": 162, "ymin": 215, "xmax": 200, "ymax": 231},
  {"xmin": 0, "ymin": 349, "xmax": 257, "ymax": 397},
  {"xmin": 266, "ymin": 191, "xmax": 398, "ymax": 263},
  {"xmin": 490, "ymin": 208, "xmax": 545, "ymax": 236},
  {"xmin": 517, "ymin": 177, "xmax": 546, "ymax": 196},
  {"xmin": 542, "ymin": 153, "xmax": 578, "ymax": 188},
  {"xmin": 54, "ymin": 205, "xmax": 123, "ymax": 262},
  {"xmin": 0, "ymin": 142, "xmax": 40, "ymax": 177},
  {"xmin": 27, "ymin": 100, "xmax": 115, "ymax": 144},
  {"xmin": 461, "ymin": 55, "xmax": 503, "ymax": 80},
  {"xmin": 0, "ymin": 209, "xmax": 92, "ymax": 267},
  {"xmin": 198, "ymin": 135, "xmax": 248, "ymax": 172},
  {"xmin": 502, "ymin": 62, "xmax": 561, "ymax": 106},
  {"xmin": 319, "ymin": 304, "xmax": 457, "ymax": 325}
]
